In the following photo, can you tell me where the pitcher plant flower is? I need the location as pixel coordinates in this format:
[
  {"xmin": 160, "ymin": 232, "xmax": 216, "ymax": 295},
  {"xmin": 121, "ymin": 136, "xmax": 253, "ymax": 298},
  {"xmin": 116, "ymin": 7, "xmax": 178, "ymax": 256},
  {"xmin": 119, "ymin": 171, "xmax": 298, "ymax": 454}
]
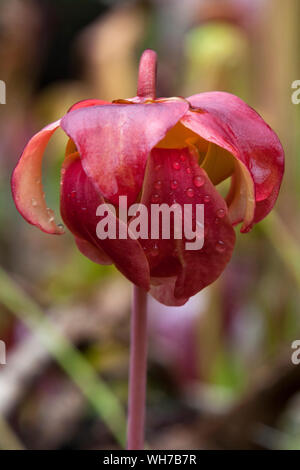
[{"xmin": 11, "ymin": 50, "xmax": 284, "ymax": 449}]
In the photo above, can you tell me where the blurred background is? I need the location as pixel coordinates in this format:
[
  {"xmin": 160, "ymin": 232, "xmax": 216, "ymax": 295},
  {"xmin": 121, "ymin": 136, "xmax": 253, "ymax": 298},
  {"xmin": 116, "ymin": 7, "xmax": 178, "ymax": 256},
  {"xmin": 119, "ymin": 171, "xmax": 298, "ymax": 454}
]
[{"xmin": 0, "ymin": 0, "xmax": 300, "ymax": 450}]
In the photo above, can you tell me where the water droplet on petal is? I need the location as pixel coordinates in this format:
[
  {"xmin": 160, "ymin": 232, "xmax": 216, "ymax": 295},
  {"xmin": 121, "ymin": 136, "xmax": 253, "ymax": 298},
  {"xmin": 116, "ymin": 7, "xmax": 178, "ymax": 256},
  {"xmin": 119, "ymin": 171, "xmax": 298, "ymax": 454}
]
[
  {"xmin": 215, "ymin": 240, "xmax": 225, "ymax": 252},
  {"xmin": 154, "ymin": 180, "xmax": 162, "ymax": 190},
  {"xmin": 186, "ymin": 188, "xmax": 194, "ymax": 198},
  {"xmin": 170, "ymin": 180, "xmax": 178, "ymax": 190},
  {"xmin": 71, "ymin": 190, "xmax": 76, "ymax": 198},
  {"xmin": 193, "ymin": 175, "xmax": 204, "ymax": 187},
  {"xmin": 155, "ymin": 164, "xmax": 162, "ymax": 172},
  {"xmin": 216, "ymin": 208, "xmax": 225, "ymax": 218},
  {"xmin": 180, "ymin": 154, "xmax": 186, "ymax": 162},
  {"xmin": 151, "ymin": 193, "xmax": 161, "ymax": 203},
  {"xmin": 57, "ymin": 223, "xmax": 64, "ymax": 231},
  {"xmin": 31, "ymin": 198, "xmax": 37, "ymax": 207},
  {"xmin": 186, "ymin": 167, "xmax": 191, "ymax": 174},
  {"xmin": 204, "ymin": 195, "xmax": 210, "ymax": 203},
  {"xmin": 172, "ymin": 161, "xmax": 180, "ymax": 170},
  {"xmin": 46, "ymin": 208, "xmax": 55, "ymax": 224},
  {"xmin": 150, "ymin": 243, "xmax": 159, "ymax": 257}
]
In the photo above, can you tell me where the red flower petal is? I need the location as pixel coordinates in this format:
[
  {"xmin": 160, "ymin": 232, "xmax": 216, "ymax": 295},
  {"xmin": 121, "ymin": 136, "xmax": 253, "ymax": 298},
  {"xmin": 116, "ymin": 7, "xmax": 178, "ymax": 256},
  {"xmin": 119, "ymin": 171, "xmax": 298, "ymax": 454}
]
[
  {"xmin": 60, "ymin": 156, "xmax": 150, "ymax": 290},
  {"xmin": 12, "ymin": 100, "xmax": 111, "ymax": 235},
  {"xmin": 75, "ymin": 237, "xmax": 112, "ymax": 265},
  {"xmin": 60, "ymin": 101, "xmax": 189, "ymax": 206},
  {"xmin": 11, "ymin": 120, "xmax": 63, "ymax": 234},
  {"xmin": 139, "ymin": 147, "xmax": 236, "ymax": 305},
  {"xmin": 181, "ymin": 92, "xmax": 284, "ymax": 232}
]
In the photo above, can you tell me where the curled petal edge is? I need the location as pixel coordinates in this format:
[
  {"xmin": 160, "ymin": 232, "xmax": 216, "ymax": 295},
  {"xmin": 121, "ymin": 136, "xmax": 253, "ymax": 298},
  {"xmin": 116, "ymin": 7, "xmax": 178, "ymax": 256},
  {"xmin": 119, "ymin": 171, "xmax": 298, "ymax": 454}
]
[
  {"xmin": 11, "ymin": 120, "xmax": 63, "ymax": 235},
  {"xmin": 11, "ymin": 100, "xmax": 110, "ymax": 235},
  {"xmin": 182, "ymin": 92, "xmax": 284, "ymax": 232}
]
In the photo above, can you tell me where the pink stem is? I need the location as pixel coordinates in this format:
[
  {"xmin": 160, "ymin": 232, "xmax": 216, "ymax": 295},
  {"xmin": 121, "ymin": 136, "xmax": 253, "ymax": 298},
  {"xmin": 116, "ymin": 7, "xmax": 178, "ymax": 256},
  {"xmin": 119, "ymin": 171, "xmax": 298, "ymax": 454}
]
[
  {"xmin": 137, "ymin": 49, "xmax": 157, "ymax": 100},
  {"xmin": 127, "ymin": 286, "xmax": 148, "ymax": 450}
]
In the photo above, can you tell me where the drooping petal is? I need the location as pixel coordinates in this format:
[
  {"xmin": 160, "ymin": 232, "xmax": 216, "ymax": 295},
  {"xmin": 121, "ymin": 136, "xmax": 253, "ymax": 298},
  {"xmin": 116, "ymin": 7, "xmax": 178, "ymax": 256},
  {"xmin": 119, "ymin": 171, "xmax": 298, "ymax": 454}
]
[
  {"xmin": 11, "ymin": 120, "xmax": 63, "ymax": 234},
  {"xmin": 181, "ymin": 92, "xmax": 284, "ymax": 232},
  {"xmin": 61, "ymin": 100, "xmax": 189, "ymax": 206},
  {"xmin": 12, "ymin": 100, "xmax": 111, "ymax": 235},
  {"xmin": 60, "ymin": 156, "xmax": 150, "ymax": 290},
  {"xmin": 139, "ymin": 147, "xmax": 236, "ymax": 305}
]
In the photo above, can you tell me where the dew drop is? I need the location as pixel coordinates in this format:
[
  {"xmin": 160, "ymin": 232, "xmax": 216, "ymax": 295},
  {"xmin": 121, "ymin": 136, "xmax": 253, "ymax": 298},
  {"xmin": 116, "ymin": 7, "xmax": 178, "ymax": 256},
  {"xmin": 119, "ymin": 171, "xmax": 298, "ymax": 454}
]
[
  {"xmin": 151, "ymin": 193, "xmax": 161, "ymax": 203},
  {"xmin": 214, "ymin": 217, "xmax": 220, "ymax": 224},
  {"xmin": 71, "ymin": 190, "xmax": 76, "ymax": 198},
  {"xmin": 172, "ymin": 161, "xmax": 180, "ymax": 170},
  {"xmin": 150, "ymin": 243, "xmax": 159, "ymax": 257},
  {"xmin": 204, "ymin": 195, "xmax": 210, "ymax": 203},
  {"xmin": 46, "ymin": 208, "xmax": 55, "ymax": 224},
  {"xmin": 186, "ymin": 167, "xmax": 191, "ymax": 174},
  {"xmin": 57, "ymin": 223, "xmax": 64, "ymax": 231},
  {"xmin": 154, "ymin": 180, "xmax": 162, "ymax": 190},
  {"xmin": 170, "ymin": 180, "xmax": 178, "ymax": 190},
  {"xmin": 193, "ymin": 175, "xmax": 204, "ymax": 188},
  {"xmin": 186, "ymin": 188, "xmax": 194, "ymax": 198},
  {"xmin": 155, "ymin": 164, "xmax": 162, "ymax": 172},
  {"xmin": 216, "ymin": 208, "xmax": 225, "ymax": 218},
  {"xmin": 31, "ymin": 198, "xmax": 37, "ymax": 207},
  {"xmin": 215, "ymin": 240, "xmax": 225, "ymax": 252},
  {"xmin": 180, "ymin": 154, "xmax": 186, "ymax": 162}
]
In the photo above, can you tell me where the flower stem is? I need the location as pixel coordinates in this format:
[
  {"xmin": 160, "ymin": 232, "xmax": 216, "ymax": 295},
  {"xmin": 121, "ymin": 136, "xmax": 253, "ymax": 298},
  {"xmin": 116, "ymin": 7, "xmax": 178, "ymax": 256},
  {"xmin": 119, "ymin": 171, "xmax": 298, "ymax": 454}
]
[
  {"xmin": 127, "ymin": 286, "xmax": 148, "ymax": 450},
  {"xmin": 137, "ymin": 49, "xmax": 157, "ymax": 100}
]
